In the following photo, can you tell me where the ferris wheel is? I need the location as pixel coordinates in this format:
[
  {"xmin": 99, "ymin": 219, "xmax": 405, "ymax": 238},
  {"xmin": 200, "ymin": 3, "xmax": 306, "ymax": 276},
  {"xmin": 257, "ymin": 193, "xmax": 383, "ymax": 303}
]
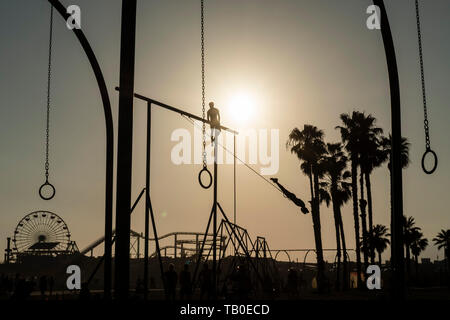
[{"xmin": 13, "ymin": 211, "xmax": 71, "ymax": 253}]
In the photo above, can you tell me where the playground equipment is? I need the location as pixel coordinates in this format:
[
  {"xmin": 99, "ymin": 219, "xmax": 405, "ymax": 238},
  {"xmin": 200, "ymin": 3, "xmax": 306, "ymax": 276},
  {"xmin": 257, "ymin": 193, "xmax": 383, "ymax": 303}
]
[
  {"xmin": 38, "ymin": 6, "xmax": 56, "ymax": 200},
  {"xmin": 81, "ymin": 230, "xmax": 224, "ymax": 259},
  {"xmin": 41, "ymin": 0, "xmax": 115, "ymax": 298},
  {"xmin": 32, "ymin": 0, "xmax": 440, "ymax": 301},
  {"xmin": 415, "ymin": 0, "xmax": 438, "ymax": 174}
]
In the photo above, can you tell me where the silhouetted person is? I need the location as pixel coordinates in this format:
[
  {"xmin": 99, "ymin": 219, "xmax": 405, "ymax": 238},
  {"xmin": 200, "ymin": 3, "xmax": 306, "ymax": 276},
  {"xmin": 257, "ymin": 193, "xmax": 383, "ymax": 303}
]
[
  {"xmin": 207, "ymin": 102, "xmax": 221, "ymax": 144},
  {"xmin": 12, "ymin": 274, "xmax": 26, "ymax": 300},
  {"xmin": 263, "ymin": 274, "xmax": 274, "ymax": 299},
  {"xmin": 270, "ymin": 178, "xmax": 309, "ymax": 214},
  {"xmin": 150, "ymin": 276, "xmax": 156, "ymax": 289},
  {"xmin": 135, "ymin": 277, "xmax": 144, "ymax": 294},
  {"xmin": 179, "ymin": 264, "xmax": 192, "ymax": 300},
  {"xmin": 230, "ymin": 266, "xmax": 241, "ymax": 298},
  {"xmin": 48, "ymin": 276, "xmax": 54, "ymax": 296},
  {"xmin": 287, "ymin": 267, "xmax": 299, "ymax": 298},
  {"xmin": 39, "ymin": 275, "xmax": 47, "ymax": 297},
  {"xmin": 79, "ymin": 282, "xmax": 91, "ymax": 301},
  {"xmin": 199, "ymin": 263, "xmax": 212, "ymax": 299},
  {"xmin": 164, "ymin": 263, "xmax": 178, "ymax": 301},
  {"xmin": 237, "ymin": 265, "xmax": 251, "ymax": 299}
]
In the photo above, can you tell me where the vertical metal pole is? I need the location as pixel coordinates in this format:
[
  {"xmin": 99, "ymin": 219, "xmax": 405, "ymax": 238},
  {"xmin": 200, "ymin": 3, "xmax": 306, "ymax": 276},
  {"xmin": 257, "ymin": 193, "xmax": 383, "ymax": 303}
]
[
  {"xmin": 147, "ymin": 186, "xmax": 166, "ymax": 292},
  {"xmin": 174, "ymin": 234, "xmax": 177, "ymax": 258},
  {"xmin": 144, "ymin": 102, "xmax": 151, "ymax": 300},
  {"xmin": 137, "ymin": 236, "xmax": 140, "ymax": 259},
  {"xmin": 115, "ymin": 0, "xmax": 137, "ymax": 300},
  {"xmin": 196, "ymin": 234, "xmax": 199, "ymax": 255},
  {"xmin": 213, "ymin": 133, "xmax": 218, "ymax": 299},
  {"xmin": 6, "ymin": 237, "xmax": 11, "ymax": 264},
  {"xmin": 373, "ymin": 0, "xmax": 405, "ymax": 299},
  {"xmin": 233, "ymin": 134, "xmax": 236, "ymax": 225}
]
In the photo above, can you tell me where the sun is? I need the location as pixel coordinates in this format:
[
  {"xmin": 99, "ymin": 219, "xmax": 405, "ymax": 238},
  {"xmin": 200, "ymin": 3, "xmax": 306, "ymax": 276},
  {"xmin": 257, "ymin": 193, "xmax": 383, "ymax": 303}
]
[{"xmin": 227, "ymin": 92, "xmax": 256, "ymax": 125}]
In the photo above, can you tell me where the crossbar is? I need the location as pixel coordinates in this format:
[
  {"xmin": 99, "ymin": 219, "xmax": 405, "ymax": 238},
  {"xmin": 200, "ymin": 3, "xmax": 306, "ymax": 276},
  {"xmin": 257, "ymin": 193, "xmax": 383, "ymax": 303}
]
[{"xmin": 115, "ymin": 87, "xmax": 238, "ymax": 135}]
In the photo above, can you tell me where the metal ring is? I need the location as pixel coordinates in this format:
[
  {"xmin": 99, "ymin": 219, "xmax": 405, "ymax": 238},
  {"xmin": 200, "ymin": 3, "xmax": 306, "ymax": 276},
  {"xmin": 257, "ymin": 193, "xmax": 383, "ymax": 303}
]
[
  {"xmin": 39, "ymin": 181, "xmax": 56, "ymax": 200},
  {"xmin": 421, "ymin": 149, "xmax": 438, "ymax": 174},
  {"xmin": 198, "ymin": 167, "xmax": 212, "ymax": 189}
]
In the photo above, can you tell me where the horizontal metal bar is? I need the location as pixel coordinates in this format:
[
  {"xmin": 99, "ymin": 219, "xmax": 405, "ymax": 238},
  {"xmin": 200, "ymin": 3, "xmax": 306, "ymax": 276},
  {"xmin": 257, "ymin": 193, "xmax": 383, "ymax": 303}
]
[
  {"xmin": 270, "ymin": 248, "xmax": 356, "ymax": 252},
  {"xmin": 115, "ymin": 87, "xmax": 238, "ymax": 135}
]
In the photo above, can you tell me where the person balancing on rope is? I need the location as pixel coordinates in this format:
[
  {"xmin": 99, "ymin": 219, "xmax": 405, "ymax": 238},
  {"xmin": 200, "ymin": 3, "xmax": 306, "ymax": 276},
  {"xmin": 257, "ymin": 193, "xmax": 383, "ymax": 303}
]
[
  {"xmin": 270, "ymin": 178, "xmax": 309, "ymax": 214},
  {"xmin": 207, "ymin": 101, "xmax": 221, "ymax": 144}
]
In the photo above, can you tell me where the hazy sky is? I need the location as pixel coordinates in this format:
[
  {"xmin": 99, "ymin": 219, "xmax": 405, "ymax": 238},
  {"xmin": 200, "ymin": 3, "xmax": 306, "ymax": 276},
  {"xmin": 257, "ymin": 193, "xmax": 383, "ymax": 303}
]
[{"xmin": 1, "ymin": 0, "xmax": 449, "ymax": 263}]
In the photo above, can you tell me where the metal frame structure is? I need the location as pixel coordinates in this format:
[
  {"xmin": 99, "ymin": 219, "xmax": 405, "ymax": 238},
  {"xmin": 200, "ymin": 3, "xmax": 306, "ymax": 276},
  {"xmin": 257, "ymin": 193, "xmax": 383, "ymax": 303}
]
[
  {"xmin": 113, "ymin": 88, "xmax": 238, "ymax": 298},
  {"xmin": 47, "ymin": 0, "xmax": 114, "ymax": 299},
  {"xmin": 42, "ymin": 0, "xmax": 405, "ymax": 300},
  {"xmin": 111, "ymin": 0, "xmax": 405, "ymax": 300},
  {"xmin": 192, "ymin": 205, "xmax": 268, "ymax": 298}
]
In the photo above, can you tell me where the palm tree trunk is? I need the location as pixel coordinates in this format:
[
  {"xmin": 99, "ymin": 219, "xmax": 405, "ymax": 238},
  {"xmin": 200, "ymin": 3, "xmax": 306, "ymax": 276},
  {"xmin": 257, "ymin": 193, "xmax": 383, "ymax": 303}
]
[
  {"xmin": 359, "ymin": 171, "xmax": 369, "ymax": 270},
  {"xmin": 446, "ymin": 247, "xmax": 450, "ymax": 288},
  {"xmin": 365, "ymin": 172, "xmax": 375, "ymax": 264},
  {"xmin": 414, "ymin": 254, "xmax": 419, "ymax": 281},
  {"xmin": 351, "ymin": 156, "xmax": 362, "ymax": 288},
  {"xmin": 338, "ymin": 205, "xmax": 348, "ymax": 290},
  {"xmin": 378, "ymin": 251, "xmax": 382, "ymax": 266},
  {"xmin": 331, "ymin": 185, "xmax": 341, "ymax": 291},
  {"xmin": 312, "ymin": 166, "xmax": 325, "ymax": 292},
  {"xmin": 405, "ymin": 244, "xmax": 411, "ymax": 281}
]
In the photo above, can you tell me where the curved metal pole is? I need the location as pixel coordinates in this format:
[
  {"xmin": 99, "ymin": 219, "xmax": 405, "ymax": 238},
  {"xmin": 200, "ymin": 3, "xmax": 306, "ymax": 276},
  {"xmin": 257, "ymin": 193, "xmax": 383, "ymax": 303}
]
[
  {"xmin": 48, "ymin": 0, "xmax": 114, "ymax": 299},
  {"xmin": 303, "ymin": 249, "xmax": 314, "ymax": 267},
  {"xmin": 372, "ymin": 0, "xmax": 405, "ymax": 300},
  {"xmin": 274, "ymin": 250, "xmax": 291, "ymax": 263}
]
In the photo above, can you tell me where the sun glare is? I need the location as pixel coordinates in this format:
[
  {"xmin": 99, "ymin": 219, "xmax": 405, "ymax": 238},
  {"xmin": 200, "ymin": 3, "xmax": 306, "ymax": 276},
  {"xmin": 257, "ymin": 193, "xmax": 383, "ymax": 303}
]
[{"xmin": 227, "ymin": 92, "xmax": 256, "ymax": 125}]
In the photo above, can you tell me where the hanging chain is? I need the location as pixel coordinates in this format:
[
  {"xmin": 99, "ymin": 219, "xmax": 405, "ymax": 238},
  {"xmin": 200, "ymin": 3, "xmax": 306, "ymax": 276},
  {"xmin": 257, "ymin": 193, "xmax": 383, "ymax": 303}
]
[
  {"xmin": 45, "ymin": 6, "xmax": 54, "ymax": 181},
  {"xmin": 415, "ymin": 0, "xmax": 431, "ymax": 151},
  {"xmin": 201, "ymin": 0, "xmax": 207, "ymax": 168},
  {"xmin": 415, "ymin": 0, "xmax": 438, "ymax": 174}
]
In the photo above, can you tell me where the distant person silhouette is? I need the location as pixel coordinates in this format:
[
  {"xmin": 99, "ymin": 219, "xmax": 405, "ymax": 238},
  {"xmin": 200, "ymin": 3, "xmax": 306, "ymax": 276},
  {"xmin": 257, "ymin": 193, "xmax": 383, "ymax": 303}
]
[
  {"xmin": 48, "ymin": 276, "xmax": 54, "ymax": 296},
  {"xmin": 199, "ymin": 263, "xmax": 212, "ymax": 299},
  {"xmin": 39, "ymin": 275, "xmax": 47, "ymax": 297},
  {"xmin": 79, "ymin": 282, "xmax": 91, "ymax": 301},
  {"xmin": 237, "ymin": 264, "xmax": 251, "ymax": 299},
  {"xmin": 287, "ymin": 267, "xmax": 299, "ymax": 298},
  {"xmin": 164, "ymin": 263, "xmax": 178, "ymax": 301},
  {"xmin": 270, "ymin": 178, "xmax": 309, "ymax": 214},
  {"xmin": 135, "ymin": 276, "xmax": 144, "ymax": 294},
  {"xmin": 179, "ymin": 264, "xmax": 192, "ymax": 300},
  {"xmin": 207, "ymin": 102, "xmax": 221, "ymax": 144}
]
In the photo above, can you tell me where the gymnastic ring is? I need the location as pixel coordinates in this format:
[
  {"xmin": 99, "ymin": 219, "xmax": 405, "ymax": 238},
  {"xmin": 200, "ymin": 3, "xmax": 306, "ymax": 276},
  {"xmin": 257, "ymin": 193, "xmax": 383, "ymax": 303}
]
[
  {"xmin": 421, "ymin": 148, "xmax": 438, "ymax": 174},
  {"xmin": 198, "ymin": 167, "xmax": 212, "ymax": 189},
  {"xmin": 39, "ymin": 180, "xmax": 56, "ymax": 200}
]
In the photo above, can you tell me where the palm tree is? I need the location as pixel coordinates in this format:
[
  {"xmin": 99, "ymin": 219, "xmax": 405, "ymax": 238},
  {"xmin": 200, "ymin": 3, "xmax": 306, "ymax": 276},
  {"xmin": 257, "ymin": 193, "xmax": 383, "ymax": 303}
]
[
  {"xmin": 361, "ymin": 138, "xmax": 387, "ymax": 264},
  {"xmin": 287, "ymin": 124, "xmax": 327, "ymax": 292},
  {"xmin": 380, "ymin": 135, "xmax": 411, "ymax": 171},
  {"xmin": 410, "ymin": 230, "xmax": 428, "ymax": 278},
  {"xmin": 403, "ymin": 216, "xmax": 420, "ymax": 279},
  {"xmin": 336, "ymin": 111, "xmax": 365, "ymax": 288},
  {"xmin": 363, "ymin": 224, "xmax": 390, "ymax": 266},
  {"xmin": 320, "ymin": 142, "xmax": 352, "ymax": 290},
  {"xmin": 433, "ymin": 229, "xmax": 450, "ymax": 276},
  {"xmin": 356, "ymin": 114, "xmax": 383, "ymax": 268}
]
